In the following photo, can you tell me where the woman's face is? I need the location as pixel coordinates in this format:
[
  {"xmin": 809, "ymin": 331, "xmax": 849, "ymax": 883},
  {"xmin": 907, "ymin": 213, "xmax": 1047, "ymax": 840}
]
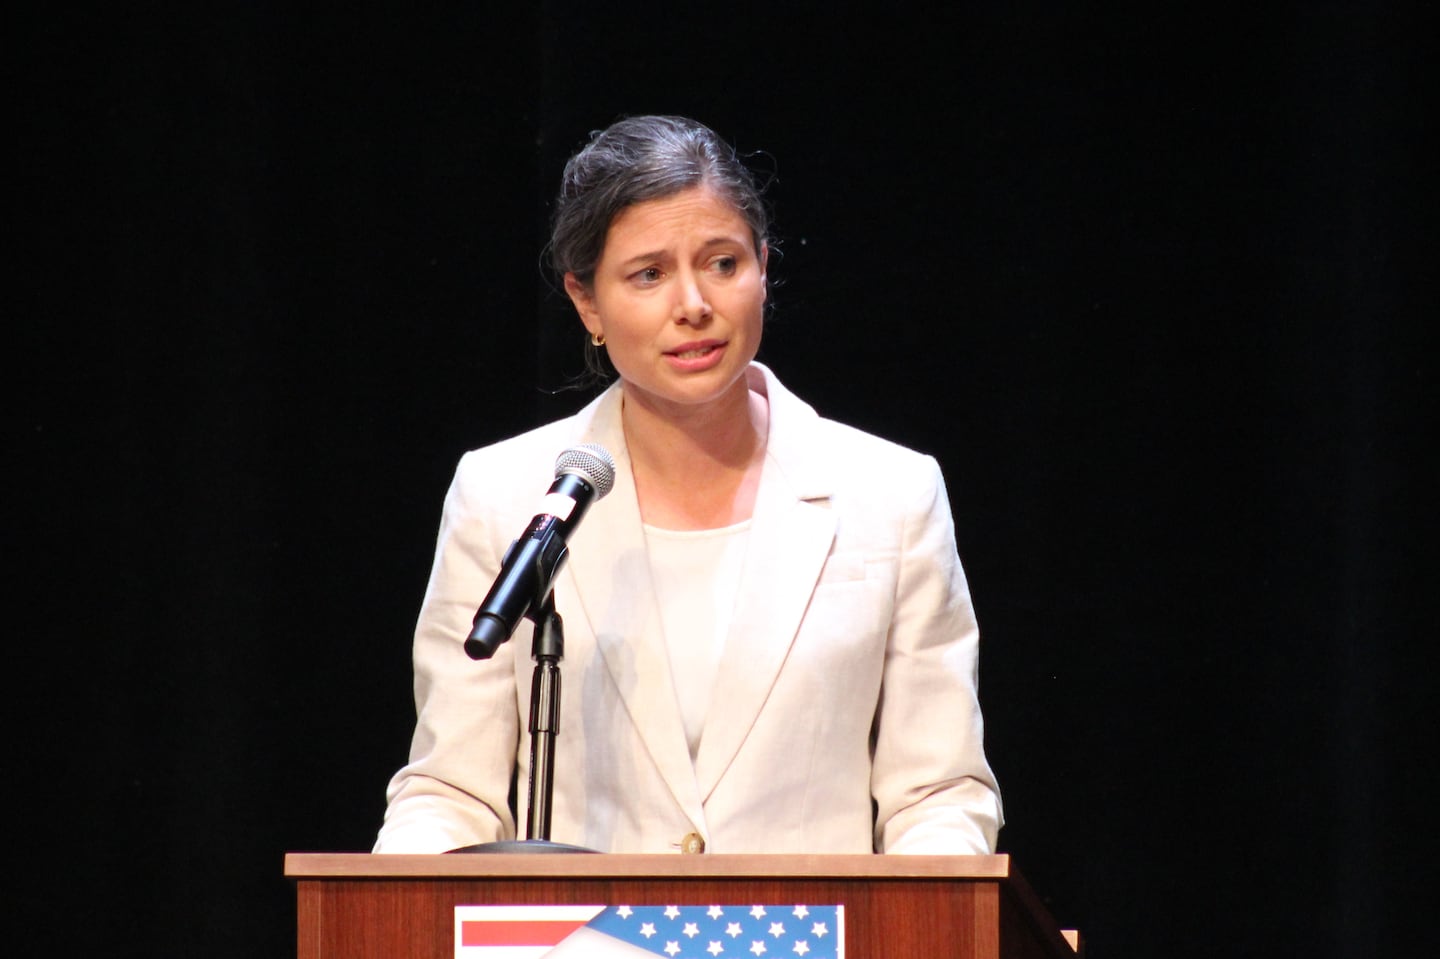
[{"xmin": 565, "ymin": 185, "xmax": 767, "ymax": 419}]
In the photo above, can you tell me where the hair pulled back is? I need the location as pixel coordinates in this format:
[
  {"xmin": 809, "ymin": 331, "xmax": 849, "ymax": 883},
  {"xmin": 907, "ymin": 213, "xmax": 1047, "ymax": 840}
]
[{"xmin": 549, "ymin": 115, "xmax": 770, "ymax": 288}]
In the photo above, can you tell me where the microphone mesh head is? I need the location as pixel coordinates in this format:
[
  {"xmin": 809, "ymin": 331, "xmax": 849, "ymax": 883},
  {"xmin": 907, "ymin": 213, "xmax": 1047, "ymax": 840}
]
[{"xmin": 555, "ymin": 444, "xmax": 617, "ymax": 499}]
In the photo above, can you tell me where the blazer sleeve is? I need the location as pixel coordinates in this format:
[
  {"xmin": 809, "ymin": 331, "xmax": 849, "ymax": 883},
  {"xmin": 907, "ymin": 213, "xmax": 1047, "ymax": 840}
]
[
  {"xmin": 372, "ymin": 454, "xmax": 522, "ymax": 853},
  {"xmin": 870, "ymin": 455, "xmax": 1004, "ymax": 854}
]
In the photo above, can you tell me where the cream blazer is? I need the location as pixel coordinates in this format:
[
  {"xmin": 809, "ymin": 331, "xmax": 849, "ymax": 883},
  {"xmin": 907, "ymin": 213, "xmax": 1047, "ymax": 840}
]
[{"xmin": 374, "ymin": 364, "xmax": 1002, "ymax": 855}]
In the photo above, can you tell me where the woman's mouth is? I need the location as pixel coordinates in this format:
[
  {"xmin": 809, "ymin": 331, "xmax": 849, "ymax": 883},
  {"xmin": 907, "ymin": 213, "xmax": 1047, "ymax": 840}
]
[
  {"xmin": 670, "ymin": 345, "xmax": 718, "ymax": 359},
  {"xmin": 664, "ymin": 340, "xmax": 727, "ymax": 370}
]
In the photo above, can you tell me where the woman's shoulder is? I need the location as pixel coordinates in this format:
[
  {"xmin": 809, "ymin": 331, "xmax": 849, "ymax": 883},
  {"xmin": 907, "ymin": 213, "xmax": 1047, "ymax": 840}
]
[
  {"xmin": 812, "ymin": 414, "xmax": 937, "ymax": 466},
  {"xmin": 764, "ymin": 367, "xmax": 932, "ymax": 458},
  {"xmin": 447, "ymin": 391, "xmax": 615, "ymax": 514},
  {"xmin": 809, "ymin": 416, "xmax": 948, "ymax": 510},
  {"xmin": 762, "ymin": 365, "xmax": 946, "ymax": 500}
]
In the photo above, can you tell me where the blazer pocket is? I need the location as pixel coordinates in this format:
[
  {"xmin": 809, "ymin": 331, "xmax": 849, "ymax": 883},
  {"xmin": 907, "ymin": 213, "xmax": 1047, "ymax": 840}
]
[
  {"xmin": 817, "ymin": 549, "xmax": 868, "ymax": 586},
  {"xmin": 815, "ymin": 549, "xmax": 899, "ymax": 587}
]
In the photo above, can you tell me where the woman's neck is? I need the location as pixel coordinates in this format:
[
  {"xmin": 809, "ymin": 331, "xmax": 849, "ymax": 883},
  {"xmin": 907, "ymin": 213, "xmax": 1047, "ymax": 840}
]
[{"xmin": 621, "ymin": 379, "xmax": 769, "ymax": 530}]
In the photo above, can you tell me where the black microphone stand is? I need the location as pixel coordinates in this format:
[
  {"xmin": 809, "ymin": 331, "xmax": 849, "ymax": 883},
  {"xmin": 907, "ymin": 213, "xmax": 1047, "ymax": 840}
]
[{"xmin": 450, "ymin": 585, "xmax": 593, "ymax": 855}]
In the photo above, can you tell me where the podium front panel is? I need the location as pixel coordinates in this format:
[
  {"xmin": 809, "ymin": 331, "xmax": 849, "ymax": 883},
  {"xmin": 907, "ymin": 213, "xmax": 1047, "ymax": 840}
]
[{"xmin": 286, "ymin": 853, "xmax": 1074, "ymax": 959}]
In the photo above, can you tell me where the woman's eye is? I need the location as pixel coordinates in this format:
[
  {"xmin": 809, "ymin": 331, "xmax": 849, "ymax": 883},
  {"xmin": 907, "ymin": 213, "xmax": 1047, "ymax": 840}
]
[
  {"xmin": 712, "ymin": 256, "xmax": 737, "ymax": 275},
  {"xmin": 633, "ymin": 267, "xmax": 663, "ymax": 284}
]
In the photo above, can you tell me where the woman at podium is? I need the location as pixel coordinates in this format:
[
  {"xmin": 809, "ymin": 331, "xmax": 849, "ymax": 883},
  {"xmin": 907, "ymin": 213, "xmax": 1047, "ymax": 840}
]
[{"xmin": 374, "ymin": 115, "xmax": 1002, "ymax": 856}]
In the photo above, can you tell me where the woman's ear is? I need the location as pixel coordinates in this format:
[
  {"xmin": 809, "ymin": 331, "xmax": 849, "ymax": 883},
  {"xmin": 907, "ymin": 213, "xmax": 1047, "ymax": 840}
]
[
  {"xmin": 759, "ymin": 243, "xmax": 769, "ymax": 302},
  {"xmin": 563, "ymin": 273, "xmax": 602, "ymax": 336}
]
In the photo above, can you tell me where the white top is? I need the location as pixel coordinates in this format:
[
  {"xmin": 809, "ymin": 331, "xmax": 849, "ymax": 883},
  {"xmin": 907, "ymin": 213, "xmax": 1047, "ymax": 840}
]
[{"xmin": 643, "ymin": 520, "xmax": 753, "ymax": 759}]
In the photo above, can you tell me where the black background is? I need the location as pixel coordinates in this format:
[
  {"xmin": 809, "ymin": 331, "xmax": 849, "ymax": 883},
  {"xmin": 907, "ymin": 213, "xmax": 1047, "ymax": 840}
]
[{"xmin": 14, "ymin": 4, "xmax": 1432, "ymax": 957}]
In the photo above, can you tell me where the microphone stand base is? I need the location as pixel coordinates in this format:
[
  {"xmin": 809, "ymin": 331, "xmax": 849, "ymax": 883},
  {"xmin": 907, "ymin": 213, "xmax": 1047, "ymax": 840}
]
[{"xmin": 447, "ymin": 839, "xmax": 596, "ymax": 854}]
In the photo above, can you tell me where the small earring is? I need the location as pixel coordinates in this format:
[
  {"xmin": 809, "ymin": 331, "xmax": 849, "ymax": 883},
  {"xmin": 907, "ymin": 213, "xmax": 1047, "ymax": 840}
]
[{"xmin": 591, "ymin": 332, "xmax": 606, "ymax": 347}]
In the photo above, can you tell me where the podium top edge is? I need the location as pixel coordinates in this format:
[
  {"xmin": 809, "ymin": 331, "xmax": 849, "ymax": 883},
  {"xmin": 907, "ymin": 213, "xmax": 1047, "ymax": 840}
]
[{"xmin": 284, "ymin": 852, "xmax": 1015, "ymax": 880}]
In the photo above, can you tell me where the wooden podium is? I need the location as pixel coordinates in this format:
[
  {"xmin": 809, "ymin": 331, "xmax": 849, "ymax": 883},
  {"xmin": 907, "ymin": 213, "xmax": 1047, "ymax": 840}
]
[{"xmin": 285, "ymin": 852, "xmax": 1078, "ymax": 958}]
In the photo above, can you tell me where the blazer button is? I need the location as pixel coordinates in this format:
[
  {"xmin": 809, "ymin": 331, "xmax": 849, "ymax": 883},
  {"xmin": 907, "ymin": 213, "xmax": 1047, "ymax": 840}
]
[{"xmin": 680, "ymin": 832, "xmax": 706, "ymax": 854}]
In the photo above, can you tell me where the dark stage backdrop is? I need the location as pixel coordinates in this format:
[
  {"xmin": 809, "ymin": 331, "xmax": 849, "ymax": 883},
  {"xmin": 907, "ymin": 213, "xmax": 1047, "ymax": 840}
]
[{"xmin": 15, "ymin": 5, "xmax": 1431, "ymax": 958}]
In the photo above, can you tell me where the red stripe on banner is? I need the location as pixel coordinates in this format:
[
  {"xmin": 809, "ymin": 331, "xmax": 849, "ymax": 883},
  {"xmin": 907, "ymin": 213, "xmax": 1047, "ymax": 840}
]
[{"xmin": 460, "ymin": 919, "xmax": 590, "ymax": 946}]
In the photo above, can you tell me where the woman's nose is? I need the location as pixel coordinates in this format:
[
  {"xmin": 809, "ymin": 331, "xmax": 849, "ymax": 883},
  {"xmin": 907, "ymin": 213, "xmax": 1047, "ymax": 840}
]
[{"xmin": 673, "ymin": 272, "xmax": 713, "ymax": 324}]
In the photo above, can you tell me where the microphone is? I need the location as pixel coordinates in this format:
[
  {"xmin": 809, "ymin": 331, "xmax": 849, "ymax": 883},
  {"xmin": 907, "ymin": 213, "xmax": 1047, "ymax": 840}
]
[{"xmin": 464, "ymin": 444, "xmax": 616, "ymax": 660}]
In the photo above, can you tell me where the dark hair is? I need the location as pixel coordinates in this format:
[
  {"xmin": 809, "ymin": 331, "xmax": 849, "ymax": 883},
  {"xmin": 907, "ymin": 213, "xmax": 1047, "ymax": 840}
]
[{"xmin": 549, "ymin": 115, "xmax": 771, "ymax": 288}]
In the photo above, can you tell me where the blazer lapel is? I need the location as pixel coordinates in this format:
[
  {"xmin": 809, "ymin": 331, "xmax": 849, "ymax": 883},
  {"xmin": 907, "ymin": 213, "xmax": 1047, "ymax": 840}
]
[
  {"xmin": 692, "ymin": 366, "xmax": 837, "ymax": 801},
  {"xmin": 562, "ymin": 386, "xmax": 706, "ymax": 829}
]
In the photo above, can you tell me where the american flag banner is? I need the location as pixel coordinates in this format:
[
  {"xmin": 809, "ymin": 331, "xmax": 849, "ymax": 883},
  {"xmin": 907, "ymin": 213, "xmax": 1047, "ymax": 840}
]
[{"xmin": 456, "ymin": 903, "xmax": 844, "ymax": 958}]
